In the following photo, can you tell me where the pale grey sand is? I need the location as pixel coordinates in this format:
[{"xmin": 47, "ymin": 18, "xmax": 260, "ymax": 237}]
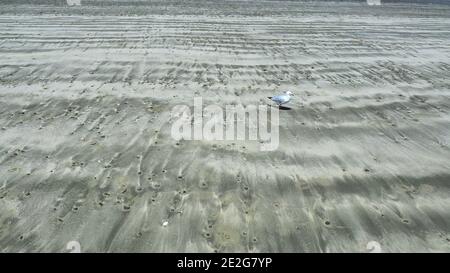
[{"xmin": 0, "ymin": 1, "xmax": 450, "ymax": 252}]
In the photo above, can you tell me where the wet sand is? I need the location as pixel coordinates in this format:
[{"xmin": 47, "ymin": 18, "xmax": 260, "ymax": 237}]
[{"xmin": 0, "ymin": 1, "xmax": 450, "ymax": 252}]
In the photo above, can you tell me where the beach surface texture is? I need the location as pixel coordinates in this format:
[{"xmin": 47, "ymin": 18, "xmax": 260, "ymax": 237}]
[{"xmin": 0, "ymin": 0, "xmax": 449, "ymax": 252}]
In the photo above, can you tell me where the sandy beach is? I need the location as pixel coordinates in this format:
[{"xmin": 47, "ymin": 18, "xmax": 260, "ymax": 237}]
[{"xmin": 0, "ymin": 0, "xmax": 450, "ymax": 252}]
